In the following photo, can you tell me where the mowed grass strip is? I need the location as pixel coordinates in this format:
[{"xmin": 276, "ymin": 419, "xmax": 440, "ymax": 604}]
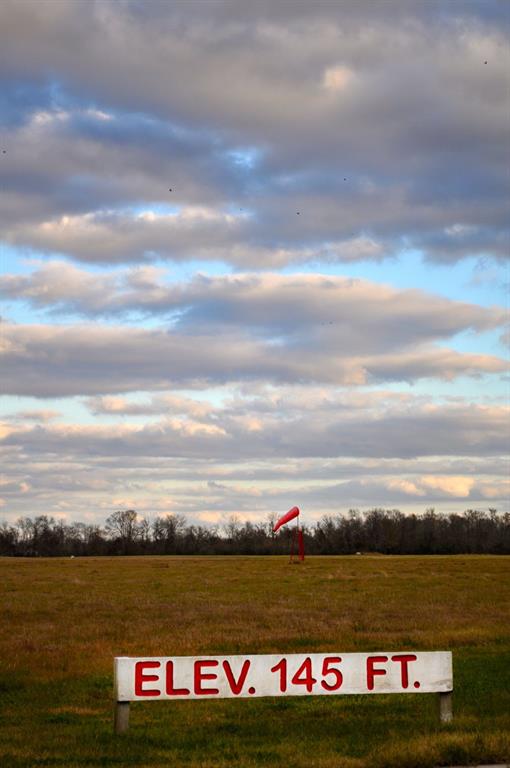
[{"xmin": 1, "ymin": 555, "xmax": 509, "ymax": 767}]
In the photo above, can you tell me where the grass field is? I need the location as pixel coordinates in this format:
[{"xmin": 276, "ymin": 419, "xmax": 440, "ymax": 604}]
[{"xmin": 1, "ymin": 555, "xmax": 509, "ymax": 768}]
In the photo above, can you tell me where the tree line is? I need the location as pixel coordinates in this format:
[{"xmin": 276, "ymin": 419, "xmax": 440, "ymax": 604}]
[{"xmin": 0, "ymin": 508, "xmax": 508, "ymax": 557}]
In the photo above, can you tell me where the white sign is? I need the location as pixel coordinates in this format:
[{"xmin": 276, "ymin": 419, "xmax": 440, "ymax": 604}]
[{"xmin": 115, "ymin": 651, "xmax": 452, "ymax": 702}]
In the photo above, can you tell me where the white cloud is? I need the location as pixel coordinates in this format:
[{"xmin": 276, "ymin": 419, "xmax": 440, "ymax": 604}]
[
  {"xmin": 1, "ymin": 266, "xmax": 506, "ymax": 344},
  {"xmin": 1, "ymin": 396, "xmax": 508, "ymax": 523},
  {"xmin": 2, "ymin": 397, "xmax": 508, "ymax": 462},
  {"xmin": 0, "ymin": 313, "xmax": 506, "ymax": 399},
  {"xmin": 322, "ymin": 65, "xmax": 353, "ymax": 92},
  {"xmin": 1, "ymin": 3, "xmax": 508, "ymax": 264},
  {"xmin": 420, "ymin": 475, "xmax": 475, "ymax": 498}
]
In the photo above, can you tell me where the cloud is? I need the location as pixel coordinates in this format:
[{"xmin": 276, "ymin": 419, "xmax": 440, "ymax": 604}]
[
  {"xmin": 1, "ymin": 399, "xmax": 508, "ymax": 522},
  {"xmin": 2, "ymin": 383, "xmax": 508, "ymax": 522},
  {"xmin": 419, "ymin": 475, "xmax": 475, "ymax": 498},
  {"xmin": 1, "ymin": 266, "xmax": 506, "ymax": 345},
  {"xmin": 4, "ymin": 409, "xmax": 60, "ymax": 423},
  {"xmin": 322, "ymin": 65, "xmax": 353, "ymax": 93},
  {"xmin": 0, "ymin": 1, "xmax": 508, "ymax": 264},
  {"xmin": 2, "ymin": 398, "xmax": 508, "ymax": 461},
  {"xmin": 0, "ymin": 313, "xmax": 506, "ymax": 398},
  {"xmin": 86, "ymin": 393, "xmax": 213, "ymax": 419},
  {"xmin": 0, "ymin": 108, "xmax": 238, "ymax": 230},
  {"xmin": 1, "ymin": 268, "xmax": 506, "ymax": 399},
  {"xmin": 3, "ymin": 207, "xmax": 396, "ymax": 266},
  {"xmin": 3, "ymin": 207, "xmax": 251, "ymax": 265}
]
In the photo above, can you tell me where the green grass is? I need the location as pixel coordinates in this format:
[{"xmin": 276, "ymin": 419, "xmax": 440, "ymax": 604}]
[{"xmin": 1, "ymin": 555, "xmax": 509, "ymax": 767}]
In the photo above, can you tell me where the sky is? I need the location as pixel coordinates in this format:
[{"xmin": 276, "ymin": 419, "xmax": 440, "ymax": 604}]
[{"xmin": 0, "ymin": 0, "xmax": 509, "ymax": 528}]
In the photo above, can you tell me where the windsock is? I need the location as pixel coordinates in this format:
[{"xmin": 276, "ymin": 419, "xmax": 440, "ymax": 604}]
[{"xmin": 273, "ymin": 506, "xmax": 300, "ymax": 533}]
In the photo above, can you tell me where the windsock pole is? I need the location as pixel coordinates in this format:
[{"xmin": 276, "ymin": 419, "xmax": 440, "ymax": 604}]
[
  {"xmin": 296, "ymin": 513, "xmax": 304, "ymax": 562},
  {"xmin": 289, "ymin": 511, "xmax": 305, "ymax": 563},
  {"xmin": 290, "ymin": 514, "xmax": 297, "ymax": 564}
]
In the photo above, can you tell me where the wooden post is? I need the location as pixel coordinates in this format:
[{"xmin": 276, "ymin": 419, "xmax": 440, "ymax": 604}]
[
  {"xmin": 438, "ymin": 691, "xmax": 453, "ymax": 723},
  {"xmin": 113, "ymin": 657, "xmax": 130, "ymax": 734},
  {"xmin": 114, "ymin": 701, "xmax": 130, "ymax": 734}
]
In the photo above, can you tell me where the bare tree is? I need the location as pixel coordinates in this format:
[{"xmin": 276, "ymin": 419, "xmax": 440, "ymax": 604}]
[{"xmin": 105, "ymin": 509, "xmax": 139, "ymax": 553}]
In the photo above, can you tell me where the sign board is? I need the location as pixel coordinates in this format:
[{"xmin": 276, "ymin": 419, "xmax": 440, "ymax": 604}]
[{"xmin": 114, "ymin": 651, "xmax": 452, "ymax": 732}]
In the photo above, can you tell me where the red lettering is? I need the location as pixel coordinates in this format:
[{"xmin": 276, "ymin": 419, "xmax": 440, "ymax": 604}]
[
  {"xmin": 222, "ymin": 660, "xmax": 251, "ymax": 695},
  {"xmin": 321, "ymin": 656, "xmax": 343, "ymax": 691},
  {"xmin": 391, "ymin": 654, "xmax": 417, "ymax": 689},
  {"xmin": 165, "ymin": 661, "xmax": 190, "ymax": 696},
  {"xmin": 291, "ymin": 657, "xmax": 317, "ymax": 693},
  {"xmin": 134, "ymin": 661, "xmax": 160, "ymax": 697},
  {"xmin": 366, "ymin": 655, "xmax": 388, "ymax": 691},
  {"xmin": 194, "ymin": 660, "xmax": 219, "ymax": 695},
  {"xmin": 270, "ymin": 658, "xmax": 287, "ymax": 692}
]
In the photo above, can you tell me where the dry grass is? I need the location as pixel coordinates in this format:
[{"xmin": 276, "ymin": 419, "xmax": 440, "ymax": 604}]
[{"xmin": 1, "ymin": 555, "xmax": 509, "ymax": 767}]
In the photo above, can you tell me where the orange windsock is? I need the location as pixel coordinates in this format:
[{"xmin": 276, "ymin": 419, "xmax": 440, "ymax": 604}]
[{"xmin": 273, "ymin": 506, "xmax": 300, "ymax": 533}]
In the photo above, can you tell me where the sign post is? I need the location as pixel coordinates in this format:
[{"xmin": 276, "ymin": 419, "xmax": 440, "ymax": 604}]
[
  {"xmin": 114, "ymin": 701, "xmax": 130, "ymax": 735},
  {"xmin": 438, "ymin": 690, "xmax": 453, "ymax": 723},
  {"xmin": 113, "ymin": 650, "xmax": 452, "ymax": 733},
  {"xmin": 113, "ymin": 659, "xmax": 130, "ymax": 734}
]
